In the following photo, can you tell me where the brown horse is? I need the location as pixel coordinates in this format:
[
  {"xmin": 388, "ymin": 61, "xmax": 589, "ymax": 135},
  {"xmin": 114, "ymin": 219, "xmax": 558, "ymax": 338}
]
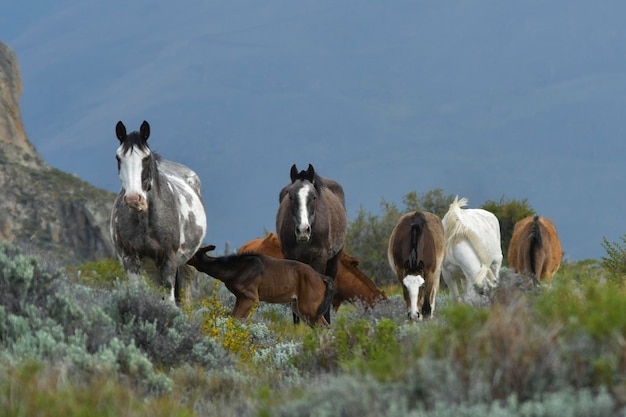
[
  {"xmin": 507, "ymin": 215, "xmax": 563, "ymax": 285},
  {"xmin": 276, "ymin": 164, "xmax": 348, "ymax": 323},
  {"xmin": 187, "ymin": 245, "xmax": 334, "ymax": 327},
  {"xmin": 387, "ymin": 211, "xmax": 445, "ymax": 320},
  {"xmin": 238, "ymin": 233, "xmax": 387, "ymax": 311}
]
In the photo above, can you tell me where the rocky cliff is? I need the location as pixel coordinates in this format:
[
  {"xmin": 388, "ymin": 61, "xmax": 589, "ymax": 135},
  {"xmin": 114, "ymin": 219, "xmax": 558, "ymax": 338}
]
[{"xmin": 0, "ymin": 42, "xmax": 116, "ymax": 264}]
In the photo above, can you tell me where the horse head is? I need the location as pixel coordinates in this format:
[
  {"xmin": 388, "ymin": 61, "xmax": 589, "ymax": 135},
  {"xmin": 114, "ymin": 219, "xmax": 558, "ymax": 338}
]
[
  {"xmin": 403, "ymin": 259, "xmax": 425, "ymax": 321},
  {"xmin": 115, "ymin": 120, "xmax": 154, "ymax": 213},
  {"xmin": 287, "ymin": 164, "xmax": 319, "ymax": 242},
  {"xmin": 187, "ymin": 244, "xmax": 216, "ymax": 270}
]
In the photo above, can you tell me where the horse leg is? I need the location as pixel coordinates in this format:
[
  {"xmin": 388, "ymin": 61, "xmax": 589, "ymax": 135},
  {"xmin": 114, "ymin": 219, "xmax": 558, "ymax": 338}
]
[
  {"xmin": 422, "ymin": 271, "xmax": 440, "ymax": 318},
  {"xmin": 321, "ymin": 251, "xmax": 342, "ymax": 324},
  {"xmin": 233, "ymin": 298, "xmax": 256, "ymax": 320},
  {"xmin": 314, "ymin": 315, "xmax": 330, "ymax": 328},
  {"xmin": 290, "ymin": 300, "xmax": 304, "ymax": 325},
  {"xmin": 160, "ymin": 257, "xmax": 179, "ymax": 305},
  {"xmin": 441, "ymin": 264, "xmax": 461, "ymax": 302},
  {"xmin": 175, "ymin": 264, "xmax": 196, "ymax": 305},
  {"xmin": 122, "ymin": 255, "xmax": 143, "ymax": 282},
  {"xmin": 426, "ymin": 265, "xmax": 443, "ymax": 317}
]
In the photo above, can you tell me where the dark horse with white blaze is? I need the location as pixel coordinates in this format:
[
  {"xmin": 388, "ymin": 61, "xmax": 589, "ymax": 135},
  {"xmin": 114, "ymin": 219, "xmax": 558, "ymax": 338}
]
[
  {"xmin": 110, "ymin": 121, "xmax": 207, "ymax": 304},
  {"xmin": 188, "ymin": 245, "xmax": 334, "ymax": 327},
  {"xmin": 276, "ymin": 164, "xmax": 347, "ymax": 323},
  {"xmin": 388, "ymin": 211, "xmax": 445, "ymax": 321}
]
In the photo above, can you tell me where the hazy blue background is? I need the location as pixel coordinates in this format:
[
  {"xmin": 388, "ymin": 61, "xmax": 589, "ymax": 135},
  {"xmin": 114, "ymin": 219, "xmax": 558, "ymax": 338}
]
[{"xmin": 3, "ymin": 1, "xmax": 626, "ymax": 260}]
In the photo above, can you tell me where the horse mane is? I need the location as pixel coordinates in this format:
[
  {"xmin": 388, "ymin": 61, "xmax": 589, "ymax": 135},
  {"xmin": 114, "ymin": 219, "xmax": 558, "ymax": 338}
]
[
  {"xmin": 281, "ymin": 165, "xmax": 346, "ymax": 209},
  {"xmin": 408, "ymin": 212, "xmax": 427, "ymax": 273},
  {"xmin": 292, "ymin": 167, "xmax": 324, "ymax": 194},
  {"xmin": 120, "ymin": 131, "xmax": 150, "ymax": 154},
  {"xmin": 444, "ymin": 196, "xmax": 492, "ymax": 264},
  {"xmin": 277, "ymin": 172, "xmax": 324, "ymax": 202}
]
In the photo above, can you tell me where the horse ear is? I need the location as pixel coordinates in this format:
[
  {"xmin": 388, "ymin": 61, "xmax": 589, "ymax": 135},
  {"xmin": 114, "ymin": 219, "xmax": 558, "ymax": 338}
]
[
  {"xmin": 290, "ymin": 164, "xmax": 298, "ymax": 182},
  {"xmin": 202, "ymin": 244, "xmax": 216, "ymax": 253},
  {"xmin": 306, "ymin": 164, "xmax": 315, "ymax": 182},
  {"xmin": 115, "ymin": 121, "xmax": 127, "ymax": 142},
  {"xmin": 139, "ymin": 120, "xmax": 150, "ymax": 141},
  {"xmin": 140, "ymin": 121, "xmax": 150, "ymax": 141}
]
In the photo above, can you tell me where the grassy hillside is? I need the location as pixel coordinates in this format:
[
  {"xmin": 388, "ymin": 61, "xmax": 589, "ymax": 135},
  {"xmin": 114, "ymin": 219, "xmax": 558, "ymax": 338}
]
[{"xmin": 0, "ymin": 242, "xmax": 624, "ymax": 416}]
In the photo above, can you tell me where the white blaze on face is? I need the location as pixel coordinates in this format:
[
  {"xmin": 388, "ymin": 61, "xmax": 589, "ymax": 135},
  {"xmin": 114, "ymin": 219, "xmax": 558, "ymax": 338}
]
[
  {"xmin": 403, "ymin": 274, "xmax": 425, "ymax": 321},
  {"xmin": 117, "ymin": 144, "xmax": 150, "ymax": 203},
  {"xmin": 296, "ymin": 183, "xmax": 313, "ymax": 239}
]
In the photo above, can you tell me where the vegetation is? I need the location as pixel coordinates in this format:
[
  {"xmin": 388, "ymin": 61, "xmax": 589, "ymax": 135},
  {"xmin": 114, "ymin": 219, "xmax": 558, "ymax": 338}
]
[
  {"xmin": 0, "ymin": 237, "xmax": 624, "ymax": 416},
  {"xmin": 602, "ymin": 235, "xmax": 626, "ymax": 286},
  {"xmin": 2, "ymin": 198, "xmax": 626, "ymax": 416},
  {"xmin": 481, "ymin": 195, "xmax": 535, "ymax": 262}
]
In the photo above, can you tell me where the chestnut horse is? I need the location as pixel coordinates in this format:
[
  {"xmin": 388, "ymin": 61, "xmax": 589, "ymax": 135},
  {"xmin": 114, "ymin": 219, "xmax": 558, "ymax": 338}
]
[
  {"xmin": 388, "ymin": 211, "xmax": 445, "ymax": 320},
  {"xmin": 507, "ymin": 215, "xmax": 563, "ymax": 285},
  {"xmin": 188, "ymin": 245, "xmax": 333, "ymax": 327},
  {"xmin": 441, "ymin": 197, "xmax": 503, "ymax": 301},
  {"xmin": 238, "ymin": 233, "xmax": 387, "ymax": 311},
  {"xmin": 276, "ymin": 164, "xmax": 347, "ymax": 323}
]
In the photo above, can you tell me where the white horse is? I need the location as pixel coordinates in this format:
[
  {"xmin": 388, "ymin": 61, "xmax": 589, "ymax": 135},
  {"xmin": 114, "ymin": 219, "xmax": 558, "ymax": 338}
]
[{"xmin": 441, "ymin": 196, "xmax": 502, "ymax": 301}]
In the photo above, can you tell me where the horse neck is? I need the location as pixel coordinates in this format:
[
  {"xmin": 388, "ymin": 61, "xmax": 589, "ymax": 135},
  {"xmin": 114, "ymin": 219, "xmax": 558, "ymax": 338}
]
[
  {"xmin": 339, "ymin": 257, "xmax": 381, "ymax": 294},
  {"xmin": 199, "ymin": 255, "xmax": 260, "ymax": 283}
]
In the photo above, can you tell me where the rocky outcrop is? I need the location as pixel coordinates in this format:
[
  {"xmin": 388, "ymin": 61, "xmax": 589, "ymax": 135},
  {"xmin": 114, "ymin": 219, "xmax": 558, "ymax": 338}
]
[{"xmin": 0, "ymin": 41, "xmax": 116, "ymax": 264}]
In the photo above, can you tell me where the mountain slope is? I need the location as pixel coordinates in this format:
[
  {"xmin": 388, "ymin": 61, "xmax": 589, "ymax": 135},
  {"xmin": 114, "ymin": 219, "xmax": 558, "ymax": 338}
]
[{"xmin": 0, "ymin": 42, "xmax": 115, "ymax": 264}]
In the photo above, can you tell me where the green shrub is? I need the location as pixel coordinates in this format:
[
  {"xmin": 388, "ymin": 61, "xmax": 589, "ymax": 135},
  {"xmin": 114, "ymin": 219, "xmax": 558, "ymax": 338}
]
[
  {"xmin": 601, "ymin": 235, "xmax": 626, "ymax": 286},
  {"xmin": 67, "ymin": 257, "xmax": 127, "ymax": 288},
  {"xmin": 0, "ymin": 361, "xmax": 195, "ymax": 417},
  {"xmin": 106, "ymin": 280, "xmax": 230, "ymax": 369}
]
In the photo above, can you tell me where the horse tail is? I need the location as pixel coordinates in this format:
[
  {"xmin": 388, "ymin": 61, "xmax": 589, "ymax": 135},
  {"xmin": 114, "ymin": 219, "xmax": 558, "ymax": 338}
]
[
  {"xmin": 529, "ymin": 215, "xmax": 545, "ymax": 282},
  {"xmin": 473, "ymin": 264, "xmax": 498, "ymax": 292},
  {"xmin": 316, "ymin": 275, "xmax": 335, "ymax": 318},
  {"xmin": 409, "ymin": 212, "xmax": 427, "ymax": 272},
  {"xmin": 444, "ymin": 197, "xmax": 491, "ymax": 266}
]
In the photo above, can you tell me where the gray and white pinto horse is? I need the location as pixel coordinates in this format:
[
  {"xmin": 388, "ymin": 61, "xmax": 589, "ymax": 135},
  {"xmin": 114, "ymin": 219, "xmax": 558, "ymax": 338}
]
[{"xmin": 110, "ymin": 120, "xmax": 207, "ymax": 304}]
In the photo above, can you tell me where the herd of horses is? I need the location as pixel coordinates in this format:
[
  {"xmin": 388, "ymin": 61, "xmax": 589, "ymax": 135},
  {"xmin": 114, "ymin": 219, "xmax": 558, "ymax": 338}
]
[{"xmin": 111, "ymin": 121, "xmax": 563, "ymax": 327}]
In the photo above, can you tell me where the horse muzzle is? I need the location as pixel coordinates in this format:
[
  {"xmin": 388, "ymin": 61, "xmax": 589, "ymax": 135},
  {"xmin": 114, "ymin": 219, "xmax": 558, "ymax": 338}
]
[
  {"xmin": 124, "ymin": 194, "xmax": 148, "ymax": 213},
  {"xmin": 407, "ymin": 311, "xmax": 422, "ymax": 321},
  {"xmin": 295, "ymin": 225, "xmax": 312, "ymax": 242},
  {"xmin": 296, "ymin": 233, "xmax": 311, "ymax": 242}
]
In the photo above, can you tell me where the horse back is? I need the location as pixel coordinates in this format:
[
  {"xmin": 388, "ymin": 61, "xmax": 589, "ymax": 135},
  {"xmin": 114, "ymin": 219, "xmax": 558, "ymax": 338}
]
[
  {"xmin": 319, "ymin": 185, "xmax": 348, "ymax": 256},
  {"xmin": 443, "ymin": 206, "xmax": 501, "ymax": 265},
  {"xmin": 389, "ymin": 211, "xmax": 444, "ymax": 277},
  {"xmin": 508, "ymin": 215, "xmax": 562, "ymax": 280},
  {"xmin": 238, "ymin": 233, "xmax": 283, "ymax": 258}
]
